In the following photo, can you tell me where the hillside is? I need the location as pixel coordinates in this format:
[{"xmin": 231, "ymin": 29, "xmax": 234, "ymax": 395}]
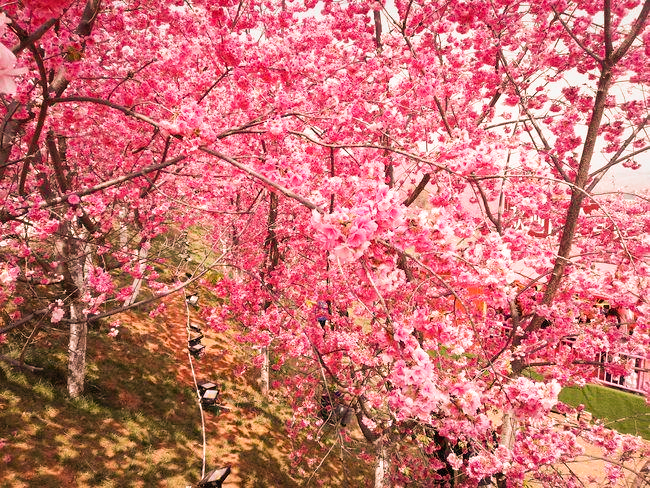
[
  {"xmin": 0, "ymin": 294, "xmax": 372, "ymax": 487},
  {"xmin": 2, "ymin": 290, "xmax": 649, "ymax": 487}
]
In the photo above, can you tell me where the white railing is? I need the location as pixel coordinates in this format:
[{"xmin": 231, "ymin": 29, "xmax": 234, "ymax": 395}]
[
  {"xmin": 492, "ymin": 324, "xmax": 648, "ymax": 396},
  {"xmin": 595, "ymin": 352, "xmax": 649, "ymax": 395}
]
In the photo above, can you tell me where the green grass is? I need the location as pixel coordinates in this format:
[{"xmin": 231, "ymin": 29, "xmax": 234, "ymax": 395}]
[
  {"xmin": 0, "ymin": 295, "xmax": 372, "ymax": 487},
  {"xmin": 5, "ymin": 294, "xmax": 647, "ymax": 487},
  {"xmin": 0, "ymin": 334, "xmax": 199, "ymax": 487},
  {"xmin": 559, "ymin": 383, "xmax": 650, "ymax": 439}
]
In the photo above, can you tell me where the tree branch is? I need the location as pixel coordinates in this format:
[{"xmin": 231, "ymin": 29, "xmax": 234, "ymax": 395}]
[
  {"xmin": 0, "ymin": 155, "xmax": 187, "ymax": 223},
  {"xmin": 470, "ymin": 175, "xmax": 502, "ymax": 234},
  {"xmin": 402, "ymin": 173, "xmax": 430, "ymax": 207},
  {"xmin": 521, "ymin": 45, "xmax": 620, "ymax": 341},
  {"xmin": 603, "ymin": 0, "xmax": 614, "ymax": 58},
  {"xmin": 0, "ymin": 309, "xmax": 49, "ymax": 335},
  {"xmin": 200, "ymin": 147, "xmax": 325, "ymax": 214},
  {"xmin": 77, "ymin": 267, "xmax": 214, "ymax": 323},
  {"xmin": 10, "ymin": 17, "xmax": 58, "ymax": 55},
  {"xmin": 18, "ymin": 43, "xmax": 50, "ymax": 195},
  {"xmin": 434, "ymin": 96, "xmax": 453, "ymax": 137},
  {"xmin": 76, "ymin": 0, "xmax": 102, "ymax": 37},
  {"xmin": 51, "ymin": 96, "xmax": 161, "ymax": 128},
  {"xmin": 0, "ymin": 354, "xmax": 43, "ymax": 372},
  {"xmin": 289, "ymin": 130, "xmax": 451, "ymax": 174},
  {"xmin": 587, "ymin": 115, "xmax": 649, "ymax": 192},
  {"xmin": 553, "ymin": 7, "xmax": 603, "ymax": 64},
  {"xmin": 611, "ymin": 0, "xmax": 650, "ymax": 64}
]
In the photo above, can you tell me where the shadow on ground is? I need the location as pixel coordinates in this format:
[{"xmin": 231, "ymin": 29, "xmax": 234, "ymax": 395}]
[{"xmin": 0, "ymin": 295, "xmax": 372, "ymax": 487}]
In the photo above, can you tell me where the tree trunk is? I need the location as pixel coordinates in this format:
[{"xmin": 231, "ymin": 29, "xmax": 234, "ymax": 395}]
[
  {"xmin": 119, "ymin": 211, "xmax": 129, "ymax": 248},
  {"xmin": 495, "ymin": 411, "xmax": 517, "ymax": 488},
  {"xmin": 499, "ymin": 410, "xmax": 517, "ymax": 449},
  {"xmin": 259, "ymin": 191, "xmax": 279, "ymax": 397},
  {"xmin": 61, "ymin": 228, "xmax": 92, "ymax": 398},
  {"xmin": 125, "ymin": 243, "xmax": 149, "ymax": 307},
  {"xmin": 374, "ymin": 440, "xmax": 390, "ymax": 488},
  {"xmin": 67, "ymin": 302, "xmax": 88, "ymax": 398},
  {"xmin": 260, "ymin": 346, "xmax": 270, "ymax": 396}
]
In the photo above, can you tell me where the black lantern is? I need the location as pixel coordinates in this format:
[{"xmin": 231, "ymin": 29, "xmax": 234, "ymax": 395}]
[
  {"xmin": 200, "ymin": 388, "xmax": 219, "ymax": 407},
  {"xmin": 189, "ymin": 343, "xmax": 205, "ymax": 358},
  {"xmin": 198, "ymin": 381, "xmax": 218, "ymax": 395},
  {"xmin": 189, "ymin": 332, "xmax": 204, "ymax": 346},
  {"xmin": 197, "ymin": 466, "xmax": 231, "ymax": 487}
]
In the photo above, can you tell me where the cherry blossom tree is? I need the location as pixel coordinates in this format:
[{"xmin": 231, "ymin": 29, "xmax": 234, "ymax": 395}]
[{"xmin": 1, "ymin": 0, "xmax": 649, "ymax": 486}]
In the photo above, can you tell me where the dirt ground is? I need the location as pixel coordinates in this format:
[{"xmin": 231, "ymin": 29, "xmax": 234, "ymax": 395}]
[{"xmin": 528, "ymin": 413, "xmax": 650, "ymax": 487}]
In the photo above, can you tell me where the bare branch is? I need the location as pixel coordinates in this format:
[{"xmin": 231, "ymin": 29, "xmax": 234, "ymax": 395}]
[
  {"xmin": 471, "ymin": 176, "xmax": 502, "ymax": 234},
  {"xmin": 433, "ymin": 96, "xmax": 453, "ymax": 136},
  {"xmin": 373, "ymin": 10, "xmax": 382, "ymax": 49},
  {"xmin": 0, "ymin": 354, "xmax": 43, "ymax": 372},
  {"xmin": 198, "ymin": 68, "xmax": 232, "ymax": 104},
  {"xmin": 51, "ymin": 96, "xmax": 161, "ymax": 128},
  {"xmin": 76, "ymin": 0, "xmax": 102, "ymax": 37},
  {"xmin": 402, "ymin": 173, "xmax": 430, "ymax": 207},
  {"xmin": 604, "ymin": 0, "xmax": 614, "ymax": 58},
  {"xmin": 10, "ymin": 17, "xmax": 58, "ymax": 55},
  {"xmin": 200, "ymin": 146, "xmax": 325, "ymax": 214},
  {"xmin": 553, "ymin": 7, "xmax": 603, "ymax": 64}
]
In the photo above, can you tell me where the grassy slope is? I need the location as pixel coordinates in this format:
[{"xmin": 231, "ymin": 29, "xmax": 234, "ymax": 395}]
[
  {"xmin": 7, "ymin": 282, "xmax": 646, "ymax": 486},
  {"xmin": 559, "ymin": 384, "xmax": 650, "ymax": 439},
  {"xmin": 0, "ymin": 295, "xmax": 372, "ymax": 487}
]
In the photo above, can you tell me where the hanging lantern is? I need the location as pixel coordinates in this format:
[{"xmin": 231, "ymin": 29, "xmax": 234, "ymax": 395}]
[
  {"xmin": 200, "ymin": 388, "xmax": 219, "ymax": 407},
  {"xmin": 189, "ymin": 343, "xmax": 205, "ymax": 358},
  {"xmin": 198, "ymin": 381, "xmax": 218, "ymax": 395},
  {"xmin": 189, "ymin": 332, "xmax": 204, "ymax": 346},
  {"xmin": 197, "ymin": 466, "xmax": 231, "ymax": 487}
]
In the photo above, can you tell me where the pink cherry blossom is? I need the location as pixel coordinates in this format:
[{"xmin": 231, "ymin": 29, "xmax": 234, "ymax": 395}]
[
  {"xmin": 347, "ymin": 215, "xmax": 378, "ymax": 248},
  {"xmin": 0, "ymin": 44, "xmax": 26, "ymax": 96},
  {"xmin": 50, "ymin": 307, "xmax": 64, "ymax": 323},
  {"xmin": 67, "ymin": 194, "xmax": 81, "ymax": 205},
  {"xmin": 447, "ymin": 452, "xmax": 464, "ymax": 470},
  {"xmin": 0, "ymin": 1, "xmax": 648, "ymax": 485}
]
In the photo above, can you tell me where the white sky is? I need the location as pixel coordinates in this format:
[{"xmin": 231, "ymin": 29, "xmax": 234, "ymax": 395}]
[{"xmin": 597, "ymin": 162, "xmax": 649, "ymax": 192}]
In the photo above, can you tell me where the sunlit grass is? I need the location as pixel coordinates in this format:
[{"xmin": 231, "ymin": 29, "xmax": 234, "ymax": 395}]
[
  {"xmin": 0, "ymin": 321, "xmax": 203, "ymax": 487},
  {"xmin": 559, "ymin": 383, "xmax": 650, "ymax": 439},
  {"xmin": 1, "ymin": 286, "xmax": 373, "ymax": 487}
]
